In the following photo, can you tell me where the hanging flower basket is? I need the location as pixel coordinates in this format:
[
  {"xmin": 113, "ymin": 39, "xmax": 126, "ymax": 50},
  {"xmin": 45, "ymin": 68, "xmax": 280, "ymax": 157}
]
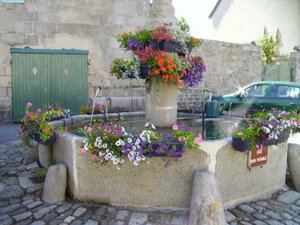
[
  {"xmin": 34, "ymin": 131, "xmax": 57, "ymax": 145},
  {"xmin": 140, "ymin": 65, "xmax": 150, "ymax": 79},
  {"xmin": 159, "ymin": 40, "xmax": 176, "ymax": 52},
  {"xmin": 148, "ymin": 39, "xmax": 159, "ymax": 50}
]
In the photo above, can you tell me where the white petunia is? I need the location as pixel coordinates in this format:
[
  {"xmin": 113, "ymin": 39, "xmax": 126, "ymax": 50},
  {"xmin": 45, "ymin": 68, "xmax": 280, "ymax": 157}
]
[
  {"xmin": 135, "ymin": 139, "xmax": 141, "ymax": 145},
  {"xmin": 133, "ymin": 160, "xmax": 139, "ymax": 166}
]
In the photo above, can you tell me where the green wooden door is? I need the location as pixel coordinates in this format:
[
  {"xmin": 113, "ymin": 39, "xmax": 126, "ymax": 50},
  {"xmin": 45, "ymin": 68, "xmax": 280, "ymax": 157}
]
[{"xmin": 11, "ymin": 49, "xmax": 88, "ymax": 122}]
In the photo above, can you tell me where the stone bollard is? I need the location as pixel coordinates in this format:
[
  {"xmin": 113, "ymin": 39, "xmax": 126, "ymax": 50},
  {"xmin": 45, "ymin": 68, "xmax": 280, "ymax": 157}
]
[
  {"xmin": 288, "ymin": 143, "xmax": 300, "ymax": 191},
  {"xmin": 39, "ymin": 145, "xmax": 52, "ymax": 168},
  {"xmin": 42, "ymin": 164, "xmax": 67, "ymax": 204},
  {"xmin": 189, "ymin": 170, "xmax": 228, "ymax": 225}
]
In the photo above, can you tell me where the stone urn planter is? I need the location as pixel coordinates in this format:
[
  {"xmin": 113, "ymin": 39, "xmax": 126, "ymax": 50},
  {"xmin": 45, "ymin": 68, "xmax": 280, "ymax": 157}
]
[
  {"xmin": 288, "ymin": 143, "xmax": 300, "ymax": 191},
  {"xmin": 145, "ymin": 77, "xmax": 178, "ymax": 127}
]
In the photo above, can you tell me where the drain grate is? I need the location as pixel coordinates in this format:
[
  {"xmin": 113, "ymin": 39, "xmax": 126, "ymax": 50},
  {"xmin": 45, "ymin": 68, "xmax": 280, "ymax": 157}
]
[
  {"xmin": 229, "ymin": 208, "xmax": 247, "ymax": 219},
  {"xmin": 29, "ymin": 175, "xmax": 46, "ymax": 184}
]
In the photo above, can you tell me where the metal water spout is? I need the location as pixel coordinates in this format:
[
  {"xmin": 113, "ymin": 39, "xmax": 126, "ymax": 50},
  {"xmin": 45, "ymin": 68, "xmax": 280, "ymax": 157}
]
[{"xmin": 90, "ymin": 87, "xmax": 101, "ymax": 126}]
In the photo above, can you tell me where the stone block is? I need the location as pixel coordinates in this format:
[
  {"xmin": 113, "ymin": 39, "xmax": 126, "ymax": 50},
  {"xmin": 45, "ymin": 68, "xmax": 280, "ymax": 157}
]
[
  {"xmin": 0, "ymin": 9, "xmax": 20, "ymax": 21},
  {"xmin": 14, "ymin": 22, "xmax": 33, "ymax": 33},
  {"xmin": 38, "ymin": 145, "xmax": 52, "ymax": 169},
  {"xmin": 26, "ymin": 34, "xmax": 39, "ymax": 45},
  {"xmin": 24, "ymin": 145, "xmax": 39, "ymax": 165},
  {"xmin": 34, "ymin": 23, "xmax": 56, "ymax": 34},
  {"xmin": 287, "ymin": 143, "xmax": 300, "ymax": 191},
  {"xmin": 1, "ymin": 33, "xmax": 25, "ymax": 45},
  {"xmin": 24, "ymin": 12, "xmax": 39, "ymax": 22},
  {"xmin": 189, "ymin": 170, "xmax": 227, "ymax": 225},
  {"xmin": 0, "ymin": 19, "xmax": 15, "ymax": 32},
  {"xmin": 0, "ymin": 109, "xmax": 11, "ymax": 123},
  {"xmin": 42, "ymin": 164, "xmax": 67, "ymax": 204},
  {"xmin": 0, "ymin": 75, "xmax": 11, "ymax": 87}
]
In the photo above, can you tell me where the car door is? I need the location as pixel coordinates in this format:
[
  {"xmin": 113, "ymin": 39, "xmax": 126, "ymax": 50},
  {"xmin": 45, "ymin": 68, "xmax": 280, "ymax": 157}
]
[{"xmin": 269, "ymin": 85, "xmax": 300, "ymax": 111}]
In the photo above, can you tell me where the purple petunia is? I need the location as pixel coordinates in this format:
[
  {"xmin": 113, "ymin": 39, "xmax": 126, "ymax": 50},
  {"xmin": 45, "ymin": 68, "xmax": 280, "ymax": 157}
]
[{"xmin": 128, "ymin": 38, "xmax": 143, "ymax": 50}]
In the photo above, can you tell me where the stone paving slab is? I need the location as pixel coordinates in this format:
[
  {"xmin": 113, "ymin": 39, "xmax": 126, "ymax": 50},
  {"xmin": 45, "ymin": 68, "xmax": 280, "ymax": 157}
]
[{"xmin": 0, "ymin": 140, "xmax": 300, "ymax": 225}]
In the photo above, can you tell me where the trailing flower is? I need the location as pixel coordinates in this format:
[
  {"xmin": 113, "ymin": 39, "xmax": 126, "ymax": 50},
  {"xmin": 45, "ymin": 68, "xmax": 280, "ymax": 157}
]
[
  {"xmin": 230, "ymin": 110, "xmax": 300, "ymax": 150},
  {"xmin": 183, "ymin": 56, "xmax": 206, "ymax": 87},
  {"xmin": 151, "ymin": 23, "xmax": 174, "ymax": 42},
  {"xmin": 80, "ymin": 122, "xmax": 203, "ymax": 169},
  {"xmin": 112, "ymin": 23, "xmax": 206, "ymax": 87},
  {"xmin": 19, "ymin": 103, "xmax": 68, "ymax": 146}
]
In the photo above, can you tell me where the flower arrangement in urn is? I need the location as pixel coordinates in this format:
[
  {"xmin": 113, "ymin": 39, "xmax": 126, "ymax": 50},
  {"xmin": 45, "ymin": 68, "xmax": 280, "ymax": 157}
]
[
  {"xmin": 80, "ymin": 122, "xmax": 203, "ymax": 169},
  {"xmin": 230, "ymin": 110, "xmax": 300, "ymax": 151},
  {"xmin": 19, "ymin": 102, "xmax": 69, "ymax": 146},
  {"xmin": 110, "ymin": 22, "xmax": 205, "ymax": 88}
]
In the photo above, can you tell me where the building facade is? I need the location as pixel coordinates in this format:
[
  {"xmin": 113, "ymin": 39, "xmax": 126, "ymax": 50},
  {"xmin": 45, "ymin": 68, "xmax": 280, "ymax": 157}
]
[
  {"xmin": 0, "ymin": 0, "xmax": 262, "ymax": 122},
  {"xmin": 210, "ymin": 0, "xmax": 300, "ymax": 55}
]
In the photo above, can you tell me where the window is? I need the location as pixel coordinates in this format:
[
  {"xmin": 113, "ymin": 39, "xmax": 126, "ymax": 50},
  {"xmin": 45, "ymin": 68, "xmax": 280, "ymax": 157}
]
[
  {"xmin": 0, "ymin": 0, "xmax": 24, "ymax": 3},
  {"xmin": 244, "ymin": 84, "xmax": 269, "ymax": 97},
  {"xmin": 271, "ymin": 85, "xmax": 300, "ymax": 98}
]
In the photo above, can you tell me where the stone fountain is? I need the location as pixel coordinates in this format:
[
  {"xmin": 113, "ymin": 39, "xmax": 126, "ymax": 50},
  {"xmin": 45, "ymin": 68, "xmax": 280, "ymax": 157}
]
[{"xmin": 145, "ymin": 0, "xmax": 180, "ymax": 127}]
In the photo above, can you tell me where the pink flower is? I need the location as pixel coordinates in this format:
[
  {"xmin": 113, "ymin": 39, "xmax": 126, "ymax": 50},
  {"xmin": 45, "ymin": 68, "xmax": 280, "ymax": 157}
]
[
  {"xmin": 90, "ymin": 154, "xmax": 97, "ymax": 161},
  {"xmin": 80, "ymin": 148, "xmax": 87, "ymax": 154},
  {"xmin": 172, "ymin": 123, "xmax": 178, "ymax": 131},
  {"xmin": 87, "ymin": 127, "xmax": 93, "ymax": 132},
  {"xmin": 256, "ymin": 144, "xmax": 263, "ymax": 150},
  {"xmin": 227, "ymin": 127, "xmax": 233, "ymax": 134},
  {"xmin": 194, "ymin": 133, "xmax": 203, "ymax": 145},
  {"xmin": 26, "ymin": 102, "xmax": 32, "ymax": 107},
  {"xmin": 37, "ymin": 108, "xmax": 42, "ymax": 112}
]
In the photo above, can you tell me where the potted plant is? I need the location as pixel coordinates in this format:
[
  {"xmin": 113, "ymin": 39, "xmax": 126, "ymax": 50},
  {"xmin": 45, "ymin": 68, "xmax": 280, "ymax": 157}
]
[
  {"xmin": 110, "ymin": 58, "xmax": 140, "ymax": 79},
  {"xmin": 19, "ymin": 102, "xmax": 66, "ymax": 146},
  {"xmin": 230, "ymin": 110, "xmax": 299, "ymax": 152},
  {"xmin": 151, "ymin": 23, "xmax": 176, "ymax": 52},
  {"xmin": 117, "ymin": 32, "xmax": 134, "ymax": 49}
]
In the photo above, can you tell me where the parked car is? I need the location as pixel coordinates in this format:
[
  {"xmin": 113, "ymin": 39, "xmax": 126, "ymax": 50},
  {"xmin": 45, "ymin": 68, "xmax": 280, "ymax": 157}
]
[{"xmin": 214, "ymin": 81, "xmax": 300, "ymax": 113}]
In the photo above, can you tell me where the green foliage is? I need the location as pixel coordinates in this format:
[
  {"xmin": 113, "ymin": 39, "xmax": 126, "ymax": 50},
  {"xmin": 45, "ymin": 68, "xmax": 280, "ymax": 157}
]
[
  {"xmin": 117, "ymin": 32, "xmax": 133, "ymax": 48},
  {"xmin": 110, "ymin": 58, "xmax": 140, "ymax": 79},
  {"xmin": 134, "ymin": 29, "xmax": 152, "ymax": 45},
  {"xmin": 178, "ymin": 17, "xmax": 190, "ymax": 34},
  {"xmin": 256, "ymin": 34, "xmax": 279, "ymax": 65}
]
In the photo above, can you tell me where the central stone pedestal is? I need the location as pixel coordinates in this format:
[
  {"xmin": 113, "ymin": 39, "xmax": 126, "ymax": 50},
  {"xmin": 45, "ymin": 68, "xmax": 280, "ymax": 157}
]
[{"xmin": 146, "ymin": 77, "xmax": 178, "ymax": 127}]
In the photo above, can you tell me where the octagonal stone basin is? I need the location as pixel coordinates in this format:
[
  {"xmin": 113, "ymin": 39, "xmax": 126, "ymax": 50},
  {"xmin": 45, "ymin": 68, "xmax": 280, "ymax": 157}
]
[{"xmin": 49, "ymin": 114, "xmax": 288, "ymax": 210}]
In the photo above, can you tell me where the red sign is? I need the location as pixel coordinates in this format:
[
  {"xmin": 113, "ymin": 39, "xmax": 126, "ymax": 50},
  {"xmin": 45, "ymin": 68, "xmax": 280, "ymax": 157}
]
[{"xmin": 248, "ymin": 146, "xmax": 268, "ymax": 168}]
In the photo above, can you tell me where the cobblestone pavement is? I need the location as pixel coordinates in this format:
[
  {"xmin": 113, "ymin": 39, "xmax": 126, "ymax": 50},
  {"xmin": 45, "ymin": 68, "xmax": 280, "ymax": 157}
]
[{"xmin": 1, "ymin": 140, "xmax": 300, "ymax": 225}]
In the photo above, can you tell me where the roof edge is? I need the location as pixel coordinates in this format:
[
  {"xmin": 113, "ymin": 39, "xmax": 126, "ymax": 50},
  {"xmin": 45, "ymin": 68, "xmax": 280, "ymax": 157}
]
[{"xmin": 209, "ymin": 0, "xmax": 222, "ymax": 19}]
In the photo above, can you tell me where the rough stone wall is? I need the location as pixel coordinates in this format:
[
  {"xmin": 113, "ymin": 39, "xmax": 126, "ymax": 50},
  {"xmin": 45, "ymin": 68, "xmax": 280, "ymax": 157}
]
[
  {"xmin": 177, "ymin": 40, "xmax": 262, "ymax": 111},
  {"xmin": 289, "ymin": 51, "xmax": 300, "ymax": 82},
  {"xmin": 0, "ymin": 1, "xmax": 262, "ymax": 122},
  {"xmin": 0, "ymin": 0, "xmax": 149, "ymax": 122}
]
